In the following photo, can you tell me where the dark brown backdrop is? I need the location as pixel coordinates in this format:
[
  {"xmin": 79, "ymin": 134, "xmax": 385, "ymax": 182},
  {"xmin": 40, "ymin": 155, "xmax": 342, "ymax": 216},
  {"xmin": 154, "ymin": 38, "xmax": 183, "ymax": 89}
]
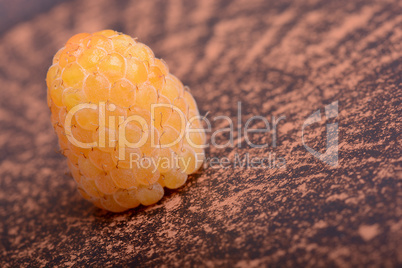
[{"xmin": 0, "ymin": 0, "xmax": 401, "ymax": 266}]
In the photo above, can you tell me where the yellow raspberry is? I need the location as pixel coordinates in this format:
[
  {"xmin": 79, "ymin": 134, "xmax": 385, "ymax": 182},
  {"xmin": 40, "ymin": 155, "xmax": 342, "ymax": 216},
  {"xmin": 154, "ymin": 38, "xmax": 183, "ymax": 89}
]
[{"xmin": 46, "ymin": 30, "xmax": 206, "ymax": 212}]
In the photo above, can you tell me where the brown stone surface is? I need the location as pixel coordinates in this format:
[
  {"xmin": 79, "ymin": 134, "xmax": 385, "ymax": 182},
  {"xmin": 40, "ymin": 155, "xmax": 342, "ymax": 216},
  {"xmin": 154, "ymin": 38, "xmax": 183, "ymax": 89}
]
[{"xmin": 0, "ymin": 0, "xmax": 401, "ymax": 266}]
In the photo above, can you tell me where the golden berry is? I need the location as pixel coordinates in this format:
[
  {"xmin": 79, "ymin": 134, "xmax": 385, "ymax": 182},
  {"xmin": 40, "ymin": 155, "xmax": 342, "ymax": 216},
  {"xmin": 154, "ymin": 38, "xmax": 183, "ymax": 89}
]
[{"xmin": 47, "ymin": 30, "xmax": 205, "ymax": 212}]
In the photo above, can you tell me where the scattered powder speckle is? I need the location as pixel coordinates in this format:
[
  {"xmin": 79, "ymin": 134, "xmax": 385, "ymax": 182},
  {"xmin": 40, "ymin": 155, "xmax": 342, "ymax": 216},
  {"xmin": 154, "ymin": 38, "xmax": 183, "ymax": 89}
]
[{"xmin": 359, "ymin": 224, "xmax": 381, "ymax": 242}]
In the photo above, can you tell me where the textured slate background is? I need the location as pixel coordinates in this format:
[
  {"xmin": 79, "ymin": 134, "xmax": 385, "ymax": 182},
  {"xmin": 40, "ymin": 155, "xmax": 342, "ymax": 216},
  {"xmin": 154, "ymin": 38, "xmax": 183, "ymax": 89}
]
[{"xmin": 0, "ymin": 0, "xmax": 401, "ymax": 266}]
